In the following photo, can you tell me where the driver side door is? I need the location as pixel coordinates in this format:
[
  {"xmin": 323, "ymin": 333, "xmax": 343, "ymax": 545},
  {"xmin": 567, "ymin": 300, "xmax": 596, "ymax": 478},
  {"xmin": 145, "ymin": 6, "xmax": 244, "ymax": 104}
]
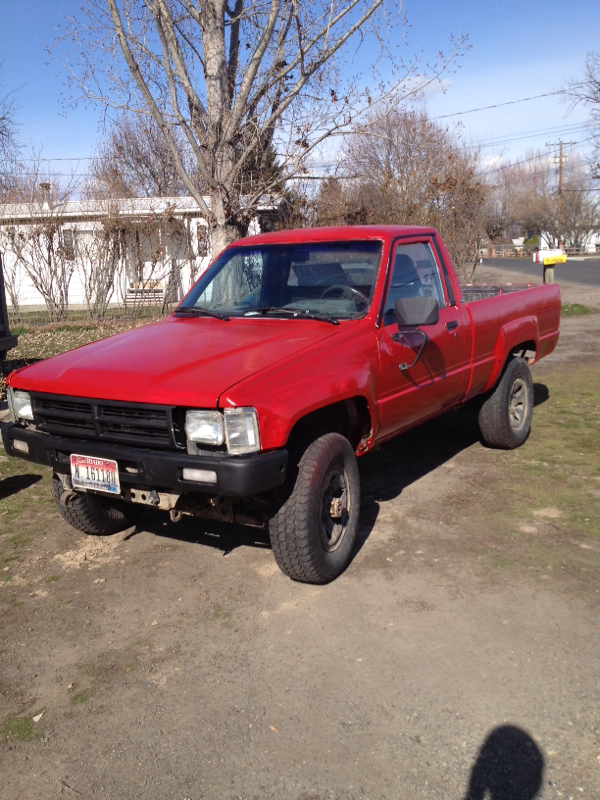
[{"xmin": 375, "ymin": 238, "xmax": 469, "ymax": 439}]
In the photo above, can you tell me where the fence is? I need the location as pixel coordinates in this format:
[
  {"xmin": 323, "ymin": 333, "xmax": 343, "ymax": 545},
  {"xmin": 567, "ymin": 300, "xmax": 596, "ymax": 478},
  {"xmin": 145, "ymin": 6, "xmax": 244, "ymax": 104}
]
[{"xmin": 7, "ymin": 298, "xmax": 178, "ymax": 328}]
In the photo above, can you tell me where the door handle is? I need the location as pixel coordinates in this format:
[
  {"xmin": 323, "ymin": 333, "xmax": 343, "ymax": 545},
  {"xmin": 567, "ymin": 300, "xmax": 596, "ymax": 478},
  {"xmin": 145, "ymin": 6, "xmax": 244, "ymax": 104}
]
[{"xmin": 446, "ymin": 320, "xmax": 458, "ymax": 331}]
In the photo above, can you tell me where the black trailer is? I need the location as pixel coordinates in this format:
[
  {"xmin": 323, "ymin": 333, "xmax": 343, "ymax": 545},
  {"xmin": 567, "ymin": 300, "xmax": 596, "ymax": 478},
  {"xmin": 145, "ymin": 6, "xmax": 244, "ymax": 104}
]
[{"xmin": 0, "ymin": 254, "xmax": 18, "ymax": 359}]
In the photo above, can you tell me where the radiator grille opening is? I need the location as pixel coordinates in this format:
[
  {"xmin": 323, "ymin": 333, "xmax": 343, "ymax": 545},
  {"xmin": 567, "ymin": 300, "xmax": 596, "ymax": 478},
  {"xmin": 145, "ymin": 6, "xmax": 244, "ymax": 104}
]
[{"xmin": 31, "ymin": 394, "xmax": 180, "ymax": 450}]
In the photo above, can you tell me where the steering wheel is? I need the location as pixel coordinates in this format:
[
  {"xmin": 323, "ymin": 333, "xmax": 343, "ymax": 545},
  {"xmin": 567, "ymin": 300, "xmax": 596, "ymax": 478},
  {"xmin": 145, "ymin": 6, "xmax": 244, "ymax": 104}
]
[{"xmin": 320, "ymin": 284, "xmax": 369, "ymax": 310}]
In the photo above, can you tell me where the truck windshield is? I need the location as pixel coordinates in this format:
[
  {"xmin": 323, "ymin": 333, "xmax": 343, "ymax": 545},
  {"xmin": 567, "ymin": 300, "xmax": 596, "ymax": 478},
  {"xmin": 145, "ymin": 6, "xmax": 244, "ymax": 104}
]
[{"xmin": 177, "ymin": 241, "xmax": 383, "ymax": 320}]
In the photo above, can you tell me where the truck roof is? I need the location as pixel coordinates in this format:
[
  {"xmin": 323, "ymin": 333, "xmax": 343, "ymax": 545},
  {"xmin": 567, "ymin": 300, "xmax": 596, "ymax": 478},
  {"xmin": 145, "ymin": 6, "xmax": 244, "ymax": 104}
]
[{"xmin": 230, "ymin": 225, "xmax": 438, "ymax": 247}]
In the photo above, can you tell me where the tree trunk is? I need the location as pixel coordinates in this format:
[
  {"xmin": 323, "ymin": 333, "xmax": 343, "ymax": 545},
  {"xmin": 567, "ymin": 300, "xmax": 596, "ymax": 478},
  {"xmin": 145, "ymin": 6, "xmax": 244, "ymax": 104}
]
[{"xmin": 209, "ymin": 188, "xmax": 247, "ymax": 259}]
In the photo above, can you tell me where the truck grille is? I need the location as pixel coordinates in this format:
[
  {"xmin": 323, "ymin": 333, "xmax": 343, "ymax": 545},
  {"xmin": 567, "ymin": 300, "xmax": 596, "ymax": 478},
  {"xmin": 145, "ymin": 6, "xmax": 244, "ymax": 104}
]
[{"xmin": 31, "ymin": 393, "xmax": 183, "ymax": 450}]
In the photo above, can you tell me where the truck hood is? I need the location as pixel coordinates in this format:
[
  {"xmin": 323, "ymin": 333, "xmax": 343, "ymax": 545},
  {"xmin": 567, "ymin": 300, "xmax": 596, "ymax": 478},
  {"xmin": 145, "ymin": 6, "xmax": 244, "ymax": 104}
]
[{"xmin": 9, "ymin": 316, "xmax": 340, "ymax": 407}]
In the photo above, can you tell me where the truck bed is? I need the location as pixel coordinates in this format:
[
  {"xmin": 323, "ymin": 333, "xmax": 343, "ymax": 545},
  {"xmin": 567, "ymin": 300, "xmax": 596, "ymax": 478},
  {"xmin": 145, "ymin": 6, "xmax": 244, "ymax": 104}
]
[{"xmin": 460, "ymin": 283, "xmax": 534, "ymax": 302}]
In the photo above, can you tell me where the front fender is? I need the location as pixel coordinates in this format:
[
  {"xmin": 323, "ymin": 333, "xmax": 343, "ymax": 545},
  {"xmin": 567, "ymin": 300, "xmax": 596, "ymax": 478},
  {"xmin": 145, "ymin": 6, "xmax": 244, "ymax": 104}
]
[{"xmin": 219, "ymin": 321, "xmax": 379, "ymax": 451}]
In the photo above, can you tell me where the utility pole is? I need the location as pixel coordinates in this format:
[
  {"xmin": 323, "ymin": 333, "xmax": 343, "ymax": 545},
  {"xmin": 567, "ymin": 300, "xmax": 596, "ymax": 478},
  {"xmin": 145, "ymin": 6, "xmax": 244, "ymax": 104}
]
[{"xmin": 545, "ymin": 140, "xmax": 576, "ymax": 246}]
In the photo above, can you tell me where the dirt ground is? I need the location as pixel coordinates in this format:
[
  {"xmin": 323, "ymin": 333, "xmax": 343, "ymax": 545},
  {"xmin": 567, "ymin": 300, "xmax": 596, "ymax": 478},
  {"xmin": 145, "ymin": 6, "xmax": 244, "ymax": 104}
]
[{"xmin": 1, "ymin": 269, "xmax": 600, "ymax": 800}]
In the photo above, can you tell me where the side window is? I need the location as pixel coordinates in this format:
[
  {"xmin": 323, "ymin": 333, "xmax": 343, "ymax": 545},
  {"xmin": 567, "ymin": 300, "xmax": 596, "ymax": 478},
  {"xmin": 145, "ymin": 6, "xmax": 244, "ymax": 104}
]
[{"xmin": 383, "ymin": 242, "xmax": 446, "ymax": 323}]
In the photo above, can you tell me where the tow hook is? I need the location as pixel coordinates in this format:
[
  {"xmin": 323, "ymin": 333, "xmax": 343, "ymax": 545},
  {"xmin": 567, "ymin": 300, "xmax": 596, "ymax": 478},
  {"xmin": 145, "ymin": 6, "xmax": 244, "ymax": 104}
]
[
  {"xmin": 59, "ymin": 490, "xmax": 78, "ymax": 509},
  {"xmin": 169, "ymin": 509, "xmax": 183, "ymax": 523}
]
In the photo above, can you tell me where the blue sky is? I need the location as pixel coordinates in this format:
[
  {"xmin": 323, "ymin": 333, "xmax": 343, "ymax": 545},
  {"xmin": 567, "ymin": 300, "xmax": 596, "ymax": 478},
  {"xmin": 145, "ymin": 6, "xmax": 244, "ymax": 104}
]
[
  {"xmin": 1, "ymin": 0, "xmax": 598, "ymax": 184},
  {"xmin": 405, "ymin": 0, "xmax": 598, "ymax": 166}
]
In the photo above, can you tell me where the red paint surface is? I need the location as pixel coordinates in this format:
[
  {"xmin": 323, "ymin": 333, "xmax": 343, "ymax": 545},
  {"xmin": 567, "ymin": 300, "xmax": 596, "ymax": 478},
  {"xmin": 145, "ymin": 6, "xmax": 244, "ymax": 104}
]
[{"xmin": 9, "ymin": 226, "xmax": 561, "ymax": 453}]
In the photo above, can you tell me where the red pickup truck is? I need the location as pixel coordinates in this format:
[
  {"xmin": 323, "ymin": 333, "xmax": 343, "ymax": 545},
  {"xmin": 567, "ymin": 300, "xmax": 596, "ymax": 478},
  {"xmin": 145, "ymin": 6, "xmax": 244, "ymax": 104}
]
[{"xmin": 3, "ymin": 226, "xmax": 560, "ymax": 584}]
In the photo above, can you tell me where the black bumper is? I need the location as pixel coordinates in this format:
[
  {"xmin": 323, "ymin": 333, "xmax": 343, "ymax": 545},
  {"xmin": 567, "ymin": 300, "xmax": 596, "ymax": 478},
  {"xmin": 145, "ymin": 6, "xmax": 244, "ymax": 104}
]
[
  {"xmin": 1, "ymin": 424, "xmax": 288, "ymax": 497},
  {"xmin": 0, "ymin": 334, "xmax": 18, "ymax": 355}
]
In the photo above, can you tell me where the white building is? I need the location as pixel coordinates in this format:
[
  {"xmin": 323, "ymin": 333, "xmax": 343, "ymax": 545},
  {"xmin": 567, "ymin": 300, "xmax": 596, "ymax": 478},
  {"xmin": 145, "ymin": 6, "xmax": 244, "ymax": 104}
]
[{"xmin": 0, "ymin": 195, "xmax": 214, "ymax": 312}]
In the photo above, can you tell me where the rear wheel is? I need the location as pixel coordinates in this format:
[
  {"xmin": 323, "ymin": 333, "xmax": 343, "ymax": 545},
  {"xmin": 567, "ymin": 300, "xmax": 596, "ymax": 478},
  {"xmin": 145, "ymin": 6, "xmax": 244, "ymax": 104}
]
[
  {"xmin": 269, "ymin": 433, "xmax": 360, "ymax": 584},
  {"xmin": 52, "ymin": 475, "xmax": 142, "ymax": 535},
  {"xmin": 478, "ymin": 357, "xmax": 533, "ymax": 449}
]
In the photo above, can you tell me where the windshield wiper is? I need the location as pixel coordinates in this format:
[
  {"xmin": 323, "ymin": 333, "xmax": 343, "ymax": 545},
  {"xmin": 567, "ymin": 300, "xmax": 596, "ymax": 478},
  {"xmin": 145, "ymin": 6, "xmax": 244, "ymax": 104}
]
[
  {"xmin": 174, "ymin": 306, "xmax": 230, "ymax": 321},
  {"xmin": 243, "ymin": 307, "xmax": 339, "ymax": 325}
]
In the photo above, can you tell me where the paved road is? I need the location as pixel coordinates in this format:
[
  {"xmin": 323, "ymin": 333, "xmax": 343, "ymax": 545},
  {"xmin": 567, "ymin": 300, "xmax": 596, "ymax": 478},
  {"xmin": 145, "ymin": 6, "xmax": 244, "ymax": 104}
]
[{"xmin": 480, "ymin": 257, "xmax": 600, "ymax": 287}]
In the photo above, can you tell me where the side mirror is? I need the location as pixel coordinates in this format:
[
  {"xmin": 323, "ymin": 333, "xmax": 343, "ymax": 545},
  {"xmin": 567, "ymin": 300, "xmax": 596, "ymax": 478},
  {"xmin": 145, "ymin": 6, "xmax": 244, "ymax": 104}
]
[
  {"xmin": 395, "ymin": 296, "xmax": 439, "ymax": 327},
  {"xmin": 392, "ymin": 296, "xmax": 439, "ymax": 371}
]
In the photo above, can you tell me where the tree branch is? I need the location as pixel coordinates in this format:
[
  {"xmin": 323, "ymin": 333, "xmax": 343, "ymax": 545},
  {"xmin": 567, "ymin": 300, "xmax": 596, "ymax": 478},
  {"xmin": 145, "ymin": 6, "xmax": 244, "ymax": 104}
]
[{"xmin": 107, "ymin": 0, "xmax": 210, "ymax": 215}]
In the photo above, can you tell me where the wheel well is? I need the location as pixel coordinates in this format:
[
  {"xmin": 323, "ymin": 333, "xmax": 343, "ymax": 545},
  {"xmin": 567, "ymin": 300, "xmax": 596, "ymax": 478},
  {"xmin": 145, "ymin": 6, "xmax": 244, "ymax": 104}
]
[
  {"xmin": 510, "ymin": 339, "xmax": 537, "ymax": 365},
  {"xmin": 287, "ymin": 397, "xmax": 372, "ymax": 453}
]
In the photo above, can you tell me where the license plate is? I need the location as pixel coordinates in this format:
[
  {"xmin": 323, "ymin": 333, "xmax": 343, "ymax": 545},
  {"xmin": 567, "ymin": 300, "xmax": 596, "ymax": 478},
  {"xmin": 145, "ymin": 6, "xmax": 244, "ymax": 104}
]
[{"xmin": 70, "ymin": 454, "xmax": 120, "ymax": 494}]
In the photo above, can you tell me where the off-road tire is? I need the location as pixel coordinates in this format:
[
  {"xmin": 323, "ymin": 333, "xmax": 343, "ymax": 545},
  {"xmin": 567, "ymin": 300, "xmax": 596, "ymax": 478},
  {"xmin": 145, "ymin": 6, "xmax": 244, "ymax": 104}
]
[
  {"xmin": 52, "ymin": 475, "xmax": 142, "ymax": 535},
  {"xmin": 478, "ymin": 357, "xmax": 533, "ymax": 449},
  {"xmin": 269, "ymin": 433, "xmax": 360, "ymax": 584}
]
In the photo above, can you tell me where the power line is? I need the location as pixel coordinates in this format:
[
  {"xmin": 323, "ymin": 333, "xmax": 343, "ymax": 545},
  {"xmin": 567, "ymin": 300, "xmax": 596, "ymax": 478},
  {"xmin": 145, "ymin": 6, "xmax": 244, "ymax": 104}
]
[
  {"xmin": 431, "ymin": 86, "xmax": 585, "ymax": 120},
  {"xmin": 16, "ymin": 156, "xmax": 95, "ymax": 162},
  {"xmin": 471, "ymin": 123, "xmax": 591, "ymax": 151},
  {"xmin": 0, "ymin": 172, "xmax": 93, "ymax": 178},
  {"xmin": 483, "ymin": 136, "xmax": 596, "ymax": 174}
]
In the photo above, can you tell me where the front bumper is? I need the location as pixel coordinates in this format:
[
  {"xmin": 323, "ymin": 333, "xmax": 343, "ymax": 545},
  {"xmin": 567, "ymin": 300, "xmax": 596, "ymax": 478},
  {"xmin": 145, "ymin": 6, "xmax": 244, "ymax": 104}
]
[{"xmin": 1, "ymin": 424, "xmax": 288, "ymax": 496}]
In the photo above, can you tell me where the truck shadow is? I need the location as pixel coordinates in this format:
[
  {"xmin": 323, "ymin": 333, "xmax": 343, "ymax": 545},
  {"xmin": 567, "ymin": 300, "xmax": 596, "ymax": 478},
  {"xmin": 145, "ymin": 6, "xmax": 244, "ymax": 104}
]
[
  {"xmin": 131, "ymin": 382, "xmax": 549, "ymax": 564},
  {"xmin": 130, "ymin": 507, "xmax": 271, "ymax": 554},
  {"xmin": 354, "ymin": 381, "xmax": 550, "ymax": 557},
  {"xmin": 356, "ymin": 407, "xmax": 482, "ymax": 547}
]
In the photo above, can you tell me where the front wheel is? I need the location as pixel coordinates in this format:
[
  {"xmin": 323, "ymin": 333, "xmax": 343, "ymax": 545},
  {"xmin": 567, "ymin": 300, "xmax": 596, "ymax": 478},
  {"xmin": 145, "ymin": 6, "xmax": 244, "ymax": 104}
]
[
  {"xmin": 478, "ymin": 357, "xmax": 533, "ymax": 449},
  {"xmin": 52, "ymin": 475, "xmax": 142, "ymax": 535},
  {"xmin": 269, "ymin": 433, "xmax": 360, "ymax": 584}
]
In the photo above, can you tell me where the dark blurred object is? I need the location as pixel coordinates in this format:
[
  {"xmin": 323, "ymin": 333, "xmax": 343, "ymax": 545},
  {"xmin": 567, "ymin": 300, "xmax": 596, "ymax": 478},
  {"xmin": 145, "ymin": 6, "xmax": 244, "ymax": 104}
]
[
  {"xmin": 465, "ymin": 725, "xmax": 544, "ymax": 800},
  {"xmin": 0, "ymin": 253, "xmax": 18, "ymax": 360}
]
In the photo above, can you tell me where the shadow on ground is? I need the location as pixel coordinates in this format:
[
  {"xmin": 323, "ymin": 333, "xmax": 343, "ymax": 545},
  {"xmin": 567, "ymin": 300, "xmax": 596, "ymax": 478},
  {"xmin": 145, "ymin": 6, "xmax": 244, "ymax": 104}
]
[
  {"xmin": 123, "ymin": 384, "xmax": 550, "ymax": 565},
  {"xmin": 126, "ymin": 509, "xmax": 271, "ymax": 555},
  {"xmin": 464, "ymin": 725, "xmax": 544, "ymax": 800},
  {"xmin": 0, "ymin": 473, "xmax": 42, "ymax": 501},
  {"xmin": 357, "ymin": 382, "xmax": 549, "ymax": 545}
]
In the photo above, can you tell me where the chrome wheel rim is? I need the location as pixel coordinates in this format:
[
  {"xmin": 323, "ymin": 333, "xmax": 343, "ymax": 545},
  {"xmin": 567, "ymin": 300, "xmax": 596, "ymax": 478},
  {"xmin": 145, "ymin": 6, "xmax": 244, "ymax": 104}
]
[
  {"xmin": 509, "ymin": 377, "xmax": 529, "ymax": 430},
  {"xmin": 320, "ymin": 465, "xmax": 350, "ymax": 552}
]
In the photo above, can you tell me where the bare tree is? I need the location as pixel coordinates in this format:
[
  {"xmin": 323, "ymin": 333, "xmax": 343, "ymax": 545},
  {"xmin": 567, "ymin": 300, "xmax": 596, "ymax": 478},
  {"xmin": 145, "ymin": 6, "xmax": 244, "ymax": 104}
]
[
  {"xmin": 567, "ymin": 53, "xmax": 600, "ymax": 167},
  {"xmin": 483, "ymin": 163, "xmax": 520, "ymax": 242},
  {"xmin": 494, "ymin": 149, "xmax": 599, "ymax": 249},
  {"xmin": 312, "ymin": 177, "xmax": 370, "ymax": 227},
  {"xmin": 0, "ymin": 174, "xmax": 79, "ymax": 321},
  {"xmin": 559, "ymin": 157, "xmax": 599, "ymax": 248},
  {"xmin": 86, "ymin": 113, "xmax": 190, "ymax": 199},
  {"xmin": 0, "ymin": 65, "xmax": 21, "ymax": 201},
  {"xmin": 3, "ymin": 221, "xmax": 76, "ymax": 322},
  {"xmin": 0, "ymin": 233, "xmax": 25, "ymax": 320},
  {"xmin": 336, "ymin": 109, "xmax": 487, "ymax": 280},
  {"xmin": 74, "ymin": 208, "xmax": 123, "ymax": 319},
  {"xmin": 53, "ymin": 1, "xmax": 467, "ymax": 255}
]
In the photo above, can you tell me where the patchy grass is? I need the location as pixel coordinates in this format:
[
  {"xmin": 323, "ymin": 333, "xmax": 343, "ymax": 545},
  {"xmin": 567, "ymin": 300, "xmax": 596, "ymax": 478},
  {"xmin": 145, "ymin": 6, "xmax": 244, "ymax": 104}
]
[
  {"xmin": 452, "ymin": 361, "xmax": 600, "ymax": 591},
  {"xmin": 5, "ymin": 316, "xmax": 163, "ymax": 364},
  {"xmin": 70, "ymin": 689, "xmax": 91, "ymax": 705},
  {"xmin": 1, "ymin": 317, "xmax": 165, "ymax": 401},
  {"xmin": 0, "ymin": 456, "xmax": 51, "ymax": 584},
  {"xmin": 80, "ymin": 655, "xmax": 140, "ymax": 686},
  {"xmin": 561, "ymin": 303, "xmax": 599, "ymax": 317},
  {"xmin": 0, "ymin": 715, "xmax": 39, "ymax": 743}
]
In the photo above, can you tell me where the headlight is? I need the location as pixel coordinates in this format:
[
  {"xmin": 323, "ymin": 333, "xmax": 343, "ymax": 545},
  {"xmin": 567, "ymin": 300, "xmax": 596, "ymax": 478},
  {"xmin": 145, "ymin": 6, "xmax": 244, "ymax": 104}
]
[
  {"xmin": 8, "ymin": 389, "xmax": 33, "ymax": 422},
  {"xmin": 185, "ymin": 410, "xmax": 225, "ymax": 445},
  {"xmin": 224, "ymin": 407, "xmax": 260, "ymax": 454}
]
